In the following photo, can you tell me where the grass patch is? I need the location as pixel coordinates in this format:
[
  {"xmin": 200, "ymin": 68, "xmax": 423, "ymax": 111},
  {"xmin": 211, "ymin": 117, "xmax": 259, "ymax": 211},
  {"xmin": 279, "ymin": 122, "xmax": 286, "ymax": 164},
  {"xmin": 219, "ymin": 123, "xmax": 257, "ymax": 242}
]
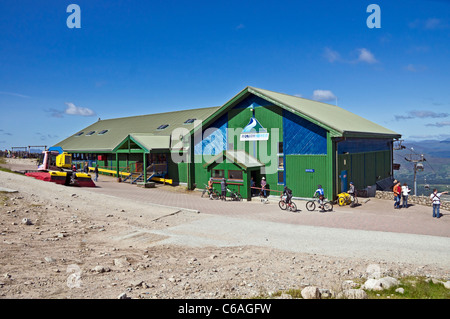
[
  {"xmin": 254, "ymin": 277, "xmax": 449, "ymax": 299},
  {"xmin": 366, "ymin": 277, "xmax": 450, "ymax": 299},
  {"xmin": 0, "ymin": 193, "xmax": 8, "ymax": 205},
  {"xmin": 0, "ymin": 167, "xmax": 22, "ymax": 175}
]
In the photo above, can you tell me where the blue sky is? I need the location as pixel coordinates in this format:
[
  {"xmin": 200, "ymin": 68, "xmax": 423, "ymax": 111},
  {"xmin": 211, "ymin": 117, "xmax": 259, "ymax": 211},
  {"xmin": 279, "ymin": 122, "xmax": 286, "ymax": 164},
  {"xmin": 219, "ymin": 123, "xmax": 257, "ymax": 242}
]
[{"xmin": 1, "ymin": 0, "xmax": 449, "ymax": 151}]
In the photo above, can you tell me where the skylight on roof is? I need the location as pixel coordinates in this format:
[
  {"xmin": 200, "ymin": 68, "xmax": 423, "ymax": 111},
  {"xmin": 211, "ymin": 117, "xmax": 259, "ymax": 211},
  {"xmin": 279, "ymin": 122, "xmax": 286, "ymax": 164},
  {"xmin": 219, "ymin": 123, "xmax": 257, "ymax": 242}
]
[
  {"xmin": 86, "ymin": 131, "xmax": 96, "ymax": 136},
  {"xmin": 184, "ymin": 118, "xmax": 196, "ymax": 124},
  {"xmin": 75, "ymin": 132, "xmax": 84, "ymax": 137},
  {"xmin": 157, "ymin": 124, "xmax": 169, "ymax": 130},
  {"xmin": 98, "ymin": 130, "xmax": 109, "ymax": 135}
]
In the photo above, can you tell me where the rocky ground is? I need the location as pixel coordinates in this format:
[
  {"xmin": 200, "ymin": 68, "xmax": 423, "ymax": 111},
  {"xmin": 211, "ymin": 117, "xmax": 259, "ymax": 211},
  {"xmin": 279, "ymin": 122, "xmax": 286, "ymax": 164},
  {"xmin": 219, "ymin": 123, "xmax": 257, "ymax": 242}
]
[{"xmin": 0, "ymin": 159, "xmax": 449, "ymax": 299}]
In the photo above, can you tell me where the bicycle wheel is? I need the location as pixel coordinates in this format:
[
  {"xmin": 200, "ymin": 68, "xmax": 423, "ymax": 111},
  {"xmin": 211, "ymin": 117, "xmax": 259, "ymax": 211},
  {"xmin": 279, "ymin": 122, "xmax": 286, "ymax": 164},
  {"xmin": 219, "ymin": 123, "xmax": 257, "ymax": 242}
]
[
  {"xmin": 324, "ymin": 202, "xmax": 333, "ymax": 212},
  {"xmin": 279, "ymin": 200, "xmax": 287, "ymax": 210},
  {"xmin": 210, "ymin": 191, "xmax": 219, "ymax": 200},
  {"xmin": 236, "ymin": 193, "xmax": 243, "ymax": 201},
  {"xmin": 289, "ymin": 202, "xmax": 297, "ymax": 212},
  {"xmin": 306, "ymin": 201, "xmax": 315, "ymax": 211}
]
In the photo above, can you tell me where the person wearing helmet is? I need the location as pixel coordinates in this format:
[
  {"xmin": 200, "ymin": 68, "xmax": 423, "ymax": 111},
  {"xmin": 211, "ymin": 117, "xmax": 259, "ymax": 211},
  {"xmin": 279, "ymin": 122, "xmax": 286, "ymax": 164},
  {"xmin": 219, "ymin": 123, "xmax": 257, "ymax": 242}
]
[
  {"xmin": 348, "ymin": 182, "xmax": 355, "ymax": 197},
  {"xmin": 282, "ymin": 185, "xmax": 293, "ymax": 205},
  {"xmin": 314, "ymin": 185, "xmax": 325, "ymax": 210}
]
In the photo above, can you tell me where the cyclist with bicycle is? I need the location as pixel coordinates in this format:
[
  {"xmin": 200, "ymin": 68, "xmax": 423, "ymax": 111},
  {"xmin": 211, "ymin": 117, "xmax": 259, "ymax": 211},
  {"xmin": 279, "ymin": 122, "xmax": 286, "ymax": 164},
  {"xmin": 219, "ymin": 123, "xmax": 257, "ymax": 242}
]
[
  {"xmin": 282, "ymin": 186, "xmax": 293, "ymax": 205},
  {"xmin": 314, "ymin": 185, "xmax": 325, "ymax": 211},
  {"xmin": 208, "ymin": 178, "xmax": 214, "ymax": 193}
]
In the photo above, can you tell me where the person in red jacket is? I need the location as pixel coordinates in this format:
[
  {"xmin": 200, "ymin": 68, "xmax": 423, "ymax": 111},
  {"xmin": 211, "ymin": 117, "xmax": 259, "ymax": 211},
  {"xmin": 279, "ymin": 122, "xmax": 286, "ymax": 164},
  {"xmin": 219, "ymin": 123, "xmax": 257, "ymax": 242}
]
[{"xmin": 393, "ymin": 181, "xmax": 401, "ymax": 209}]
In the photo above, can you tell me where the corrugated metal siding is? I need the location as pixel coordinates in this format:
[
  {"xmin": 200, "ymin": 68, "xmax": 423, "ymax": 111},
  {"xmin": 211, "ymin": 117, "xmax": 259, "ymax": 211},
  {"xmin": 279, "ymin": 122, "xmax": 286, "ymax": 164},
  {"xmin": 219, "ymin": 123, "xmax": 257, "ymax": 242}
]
[
  {"xmin": 194, "ymin": 162, "xmax": 208, "ymax": 189},
  {"xmin": 337, "ymin": 138, "xmax": 391, "ymax": 154},
  {"xmin": 168, "ymin": 158, "xmax": 188, "ymax": 184},
  {"xmin": 283, "ymin": 109, "xmax": 327, "ymax": 155},
  {"xmin": 285, "ymin": 155, "xmax": 328, "ymax": 198},
  {"xmin": 337, "ymin": 150, "xmax": 391, "ymax": 192}
]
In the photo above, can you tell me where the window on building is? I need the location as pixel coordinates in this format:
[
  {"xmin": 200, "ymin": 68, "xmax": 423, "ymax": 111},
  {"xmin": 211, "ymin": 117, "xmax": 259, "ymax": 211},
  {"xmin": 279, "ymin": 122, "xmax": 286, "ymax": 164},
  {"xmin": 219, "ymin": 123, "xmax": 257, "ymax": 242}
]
[
  {"xmin": 184, "ymin": 118, "xmax": 196, "ymax": 124},
  {"xmin": 228, "ymin": 170, "xmax": 243, "ymax": 181},
  {"xmin": 212, "ymin": 169, "xmax": 224, "ymax": 179},
  {"xmin": 278, "ymin": 142, "xmax": 284, "ymax": 154},
  {"xmin": 278, "ymin": 171, "xmax": 284, "ymax": 184},
  {"xmin": 157, "ymin": 124, "xmax": 169, "ymax": 130},
  {"xmin": 75, "ymin": 132, "xmax": 84, "ymax": 137},
  {"xmin": 98, "ymin": 130, "xmax": 109, "ymax": 135},
  {"xmin": 86, "ymin": 131, "xmax": 96, "ymax": 136}
]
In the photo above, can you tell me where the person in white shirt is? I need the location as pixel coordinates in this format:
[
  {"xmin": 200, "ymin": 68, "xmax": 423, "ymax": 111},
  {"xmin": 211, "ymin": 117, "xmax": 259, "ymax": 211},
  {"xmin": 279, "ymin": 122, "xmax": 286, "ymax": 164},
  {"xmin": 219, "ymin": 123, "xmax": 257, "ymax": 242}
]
[
  {"xmin": 429, "ymin": 189, "xmax": 448, "ymax": 218},
  {"xmin": 401, "ymin": 183, "xmax": 411, "ymax": 208}
]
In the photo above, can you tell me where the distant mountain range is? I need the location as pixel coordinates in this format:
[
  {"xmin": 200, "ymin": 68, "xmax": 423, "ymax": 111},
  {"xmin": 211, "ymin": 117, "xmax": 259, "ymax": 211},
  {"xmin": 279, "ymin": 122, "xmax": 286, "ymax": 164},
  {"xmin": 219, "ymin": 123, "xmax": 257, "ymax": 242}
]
[
  {"xmin": 393, "ymin": 138, "xmax": 450, "ymax": 195},
  {"xmin": 401, "ymin": 138, "xmax": 450, "ymax": 158}
]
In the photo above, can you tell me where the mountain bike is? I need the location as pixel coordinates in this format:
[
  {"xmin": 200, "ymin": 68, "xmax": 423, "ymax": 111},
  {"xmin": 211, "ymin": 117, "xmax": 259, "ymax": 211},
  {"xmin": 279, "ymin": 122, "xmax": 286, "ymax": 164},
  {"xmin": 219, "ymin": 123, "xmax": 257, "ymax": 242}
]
[
  {"xmin": 227, "ymin": 187, "xmax": 243, "ymax": 201},
  {"xmin": 279, "ymin": 196, "xmax": 298, "ymax": 212},
  {"xmin": 306, "ymin": 195, "xmax": 333, "ymax": 212},
  {"xmin": 201, "ymin": 184, "xmax": 220, "ymax": 200}
]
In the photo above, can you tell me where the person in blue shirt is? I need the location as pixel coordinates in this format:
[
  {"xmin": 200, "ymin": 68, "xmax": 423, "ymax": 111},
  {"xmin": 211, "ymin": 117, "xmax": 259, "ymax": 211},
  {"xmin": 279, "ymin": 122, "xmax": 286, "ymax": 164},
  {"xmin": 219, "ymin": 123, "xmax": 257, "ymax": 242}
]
[{"xmin": 314, "ymin": 185, "xmax": 325, "ymax": 211}]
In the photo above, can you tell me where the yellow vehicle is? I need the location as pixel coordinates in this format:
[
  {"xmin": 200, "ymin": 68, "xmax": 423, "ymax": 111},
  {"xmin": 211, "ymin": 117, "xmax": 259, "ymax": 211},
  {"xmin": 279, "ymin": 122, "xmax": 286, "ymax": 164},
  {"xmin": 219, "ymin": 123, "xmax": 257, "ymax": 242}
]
[
  {"xmin": 337, "ymin": 192, "xmax": 358, "ymax": 207},
  {"xmin": 25, "ymin": 150, "xmax": 95, "ymax": 187}
]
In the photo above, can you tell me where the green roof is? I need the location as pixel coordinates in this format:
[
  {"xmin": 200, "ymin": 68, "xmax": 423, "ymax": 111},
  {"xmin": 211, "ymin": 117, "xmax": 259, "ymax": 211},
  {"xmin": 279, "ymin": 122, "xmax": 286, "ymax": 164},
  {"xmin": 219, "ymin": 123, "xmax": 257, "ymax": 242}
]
[{"xmin": 54, "ymin": 106, "xmax": 219, "ymax": 152}]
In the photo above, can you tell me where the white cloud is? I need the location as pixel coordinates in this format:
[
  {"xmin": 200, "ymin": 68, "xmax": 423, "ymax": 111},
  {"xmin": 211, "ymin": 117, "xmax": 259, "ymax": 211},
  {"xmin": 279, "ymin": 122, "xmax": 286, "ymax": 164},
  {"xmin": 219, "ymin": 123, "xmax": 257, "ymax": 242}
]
[
  {"xmin": 323, "ymin": 47, "xmax": 378, "ymax": 64},
  {"xmin": 425, "ymin": 121, "xmax": 450, "ymax": 127},
  {"xmin": 64, "ymin": 102, "xmax": 96, "ymax": 117},
  {"xmin": 356, "ymin": 48, "xmax": 378, "ymax": 64},
  {"xmin": 404, "ymin": 64, "xmax": 427, "ymax": 72},
  {"xmin": 395, "ymin": 110, "xmax": 449, "ymax": 121},
  {"xmin": 323, "ymin": 47, "xmax": 340, "ymax": 63},
  {"xmin": 312, "ymin": 90, "xmax": 337, "ymax": 102},
  {"xmin": 0, "ymin": 91, "xmax": 30, "ymax": 98},
  {"xmin": 409, "ymin": 18, "xmax": 447, "ymax": 30}
]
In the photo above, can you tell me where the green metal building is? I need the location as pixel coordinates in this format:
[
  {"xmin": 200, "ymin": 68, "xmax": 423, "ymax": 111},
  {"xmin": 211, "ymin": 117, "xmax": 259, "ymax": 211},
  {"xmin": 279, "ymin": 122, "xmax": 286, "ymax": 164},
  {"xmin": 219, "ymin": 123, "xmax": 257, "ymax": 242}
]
[{"xmin": 53, "ymin": 86, "xmax": 401, "ymax": 200}]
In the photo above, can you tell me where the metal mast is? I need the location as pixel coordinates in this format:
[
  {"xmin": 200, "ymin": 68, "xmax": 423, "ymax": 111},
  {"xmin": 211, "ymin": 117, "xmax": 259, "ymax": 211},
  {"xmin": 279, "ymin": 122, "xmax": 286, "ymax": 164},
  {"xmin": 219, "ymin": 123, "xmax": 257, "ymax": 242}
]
[{"xmin": 404, "ymin": 149, "xmax": 426, "ymax": 196}]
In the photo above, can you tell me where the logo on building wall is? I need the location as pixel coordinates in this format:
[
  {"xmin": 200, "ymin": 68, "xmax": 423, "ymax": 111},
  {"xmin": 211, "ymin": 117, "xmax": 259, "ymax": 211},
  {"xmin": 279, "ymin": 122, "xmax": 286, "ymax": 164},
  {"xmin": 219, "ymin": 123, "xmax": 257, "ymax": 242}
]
[{"xmin": 240, "ymin": 117, "xmax": 269, "ymax": 141}]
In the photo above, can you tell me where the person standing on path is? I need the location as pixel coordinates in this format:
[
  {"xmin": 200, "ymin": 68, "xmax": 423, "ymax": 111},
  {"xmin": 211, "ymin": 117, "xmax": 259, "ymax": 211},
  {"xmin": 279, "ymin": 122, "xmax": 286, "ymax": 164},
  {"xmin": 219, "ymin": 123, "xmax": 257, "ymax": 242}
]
[
  {"xmin": 261, "ymin": 177, "xmax": 267, "ymax": 198},
  {"xmin": 221, "ymin": 178, "xmax": 227, "ymax": 201},
  {"xmin": 393, "ymin": 181, "xmax": 401, "ymax": 209},
  {"xmin": 430, "ymin": 189, "xmax": 448, "ymax": 218},
  {"xmin": 94, "ymin": 164, "xmax": 99, "ymax": 182},
  {"xmin": 401, "ymin": 183, "xmax": 411, "ymax": 208}
]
